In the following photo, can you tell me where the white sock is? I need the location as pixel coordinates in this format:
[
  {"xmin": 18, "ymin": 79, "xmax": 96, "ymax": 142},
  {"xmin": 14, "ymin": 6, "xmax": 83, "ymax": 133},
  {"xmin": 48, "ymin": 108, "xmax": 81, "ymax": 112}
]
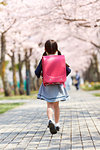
[
  {"xmin": 55, "ymin": 123, "xmax": 60, "ymax": 127},
  {"xmin": 48, "ymin": 119, "xmax": 55, "ymax": 124}
]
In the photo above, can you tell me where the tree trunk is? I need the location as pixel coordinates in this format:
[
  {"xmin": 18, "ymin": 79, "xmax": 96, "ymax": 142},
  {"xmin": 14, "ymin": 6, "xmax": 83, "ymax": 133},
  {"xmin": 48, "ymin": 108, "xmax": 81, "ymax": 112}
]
[
  {"xmin": 12, "ymin": 51, "xmax": 19, "ymax": 95},
  {"xmin": 83, "ymin": 53, "xmax": 100, "ymax": 82},
  {"xmin": 32, "ymin": 76, "xmax": 37, "ymax": 90},
  {"xmin": 34, "ymin": 59, "xmax": 41, "ymax": 90},
  {"xmin": 94, "ymin": 53, "xmax": 100, "ymax": 81},
  {"xmin": 18, "ymin": 54, "xmax": 24, "ymax": 95},
  {"xmin": 1, "ymin": 33, "xmax": 11, "ymax": 96},
  {"xmin": 30, "ymin": 70, "xmax": 34, "ymax": 91},
  {"xmin": 25, "ymin": 51, "xmax": 30, "ymax": 95}
]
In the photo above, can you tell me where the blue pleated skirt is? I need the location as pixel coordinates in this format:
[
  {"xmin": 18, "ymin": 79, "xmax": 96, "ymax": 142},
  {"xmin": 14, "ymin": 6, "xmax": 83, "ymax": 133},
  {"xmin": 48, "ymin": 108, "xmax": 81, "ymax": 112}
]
[{"xmin": 37, "ymin": 83, "xmax": 69, "ymax": 102}]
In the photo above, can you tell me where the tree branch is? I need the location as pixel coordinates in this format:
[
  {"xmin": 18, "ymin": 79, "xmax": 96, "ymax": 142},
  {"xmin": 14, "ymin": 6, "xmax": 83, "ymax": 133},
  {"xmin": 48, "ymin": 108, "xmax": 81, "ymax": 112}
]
[
  {"xmin": 73, "ymin": 35, "xmax": 100, "ymax": 52},
  {"xmin": 73, "ymin": 35, "xmax": 88, "ymax": 42},
  {"xmin": 29, "ymin": 48, "xmax": 32, "ymax": 56},
  {"xmin": 64, "ymin": 17, "xmax": 100, "ymax": 28},
  {"xmin": 76, "ymin": 22, "xmax": 91, "ymax": 28},
  {"xmin": 25, "ymin": 48, "xmax": 33, "ymax": 59},
  {"xmin": 7, "ymin": 53, "xmax": 12, "ymax": 58},
  {"xmin": 59, "ymin": 0, "xmax": 68, "ymax": 18},
  {"xmin": 79, "ymin": 0, "xmax": 99, "ymax": 7},
  {"xmin": 63, "ymin": 18, "xmax": 86, "ymax": 22},
  {"xmin": 77, "ymin": 22, "xmax": 100, "ymax": 28},
  {"xmin": 3, "ymin": 19, "xmax": 16, "ymax": 34},
  {"xmin": 90, "ymin": 41, "xmax": 100, "ymax": 49}
]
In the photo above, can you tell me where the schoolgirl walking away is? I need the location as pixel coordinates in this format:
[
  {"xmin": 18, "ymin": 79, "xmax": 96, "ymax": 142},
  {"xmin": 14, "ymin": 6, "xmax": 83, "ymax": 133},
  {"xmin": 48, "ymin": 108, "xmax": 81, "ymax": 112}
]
[{"xmin": 35, "ymin": 40, "xmax": 71, "ymax": 134}]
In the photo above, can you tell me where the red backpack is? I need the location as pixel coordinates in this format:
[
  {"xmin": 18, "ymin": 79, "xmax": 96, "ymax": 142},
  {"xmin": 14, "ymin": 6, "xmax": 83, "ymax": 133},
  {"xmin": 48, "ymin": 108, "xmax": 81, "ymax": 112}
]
[{"xmin": 42, "ymin": 55, "xmax": 66, "ymax": 86}]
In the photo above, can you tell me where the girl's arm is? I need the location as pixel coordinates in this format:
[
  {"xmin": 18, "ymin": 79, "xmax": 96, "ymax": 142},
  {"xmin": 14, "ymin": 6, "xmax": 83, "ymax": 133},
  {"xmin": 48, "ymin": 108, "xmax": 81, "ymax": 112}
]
[{"xmin": 35, "ymin": 59, "xmax": 42, "ymax": 78}]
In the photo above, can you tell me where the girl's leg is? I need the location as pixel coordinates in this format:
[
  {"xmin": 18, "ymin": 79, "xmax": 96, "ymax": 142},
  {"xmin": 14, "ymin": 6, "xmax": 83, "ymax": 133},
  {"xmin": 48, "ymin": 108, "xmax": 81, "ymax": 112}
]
[
  {"xmin": 47, "ymin": 102, "xmax": 54, "ymax": 120},
  {"xmin": 47, "ymin": 102, "xmax": 57, "ymax": 134},
  {"xmin": 53, "ymin": 101, "xmax": 60, "ymax": 123},
  {"xmin": 47, "ymin": 101, "xmax": 60, "ymax": 123}
]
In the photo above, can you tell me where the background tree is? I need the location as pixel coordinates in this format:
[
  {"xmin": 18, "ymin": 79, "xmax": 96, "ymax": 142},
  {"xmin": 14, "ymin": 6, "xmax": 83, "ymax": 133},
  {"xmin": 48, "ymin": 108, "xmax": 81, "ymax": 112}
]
[
  {"xmin": 18, "ymin": 53, "xmax": 24, "ymax": 95},
  {"xmin": 0, "ymin": 23, "xmax": 15, "ymax": 96},
  {"xmin": 1, "ymin": 0, "xmax": 100, "ymax": 95},
  {"xmin": 24, "ymin": 48, "xmax": 32, "ymax": 95},
  {"xmin": 7, "ymin": 50, "xmax": 19, "ymax": 95}
]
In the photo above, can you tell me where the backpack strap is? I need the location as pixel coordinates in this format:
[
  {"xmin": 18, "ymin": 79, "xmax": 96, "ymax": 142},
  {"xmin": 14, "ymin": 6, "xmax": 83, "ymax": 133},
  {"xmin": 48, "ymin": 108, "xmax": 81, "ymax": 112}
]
[{"xmin": 57, "ymin": 50, "xmax": 70, "ymax": 67}]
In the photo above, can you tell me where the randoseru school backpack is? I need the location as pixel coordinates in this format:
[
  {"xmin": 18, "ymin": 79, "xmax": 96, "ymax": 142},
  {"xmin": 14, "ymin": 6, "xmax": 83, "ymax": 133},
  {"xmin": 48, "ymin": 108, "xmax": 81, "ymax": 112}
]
[{"xmin": 42, "ymin": 55, "xmax": 66, "ymax": 86}]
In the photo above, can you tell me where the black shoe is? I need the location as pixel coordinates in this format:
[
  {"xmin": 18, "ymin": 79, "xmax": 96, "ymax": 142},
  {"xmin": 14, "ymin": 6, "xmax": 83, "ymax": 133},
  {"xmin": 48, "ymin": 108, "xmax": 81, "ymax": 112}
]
[
  {"xmin": 48, "ymin": 120, "xmax": 57, "ymax": 134},
  {"xmin": 56, "ymin": 126, "xmax": 60, "ymax": 131}
]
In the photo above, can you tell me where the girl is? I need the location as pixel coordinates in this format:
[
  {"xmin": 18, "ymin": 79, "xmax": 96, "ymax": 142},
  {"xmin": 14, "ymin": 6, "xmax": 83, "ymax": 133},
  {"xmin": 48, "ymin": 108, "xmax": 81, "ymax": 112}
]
[{"xmin": 35, "ymin": 40, "xmax": 71, "ymax": 134}]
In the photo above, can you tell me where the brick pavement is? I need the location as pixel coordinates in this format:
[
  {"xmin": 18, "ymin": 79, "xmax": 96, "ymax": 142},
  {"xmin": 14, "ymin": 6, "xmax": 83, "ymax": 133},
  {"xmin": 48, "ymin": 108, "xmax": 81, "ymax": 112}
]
[{"xmin": 0, "ymin": 88, "xmax": 100, "ymax": 150}]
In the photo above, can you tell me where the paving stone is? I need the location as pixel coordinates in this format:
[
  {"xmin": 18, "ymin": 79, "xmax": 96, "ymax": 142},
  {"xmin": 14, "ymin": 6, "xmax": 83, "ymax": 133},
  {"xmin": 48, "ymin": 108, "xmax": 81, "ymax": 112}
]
[{"xmin": 0, "ymin": 88, "xmax": 100, "ymax": 150}]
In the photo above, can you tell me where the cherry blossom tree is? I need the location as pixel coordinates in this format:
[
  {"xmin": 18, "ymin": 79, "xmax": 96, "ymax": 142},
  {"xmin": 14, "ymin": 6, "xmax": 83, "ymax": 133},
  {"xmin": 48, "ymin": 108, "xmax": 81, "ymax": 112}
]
[
  {"xmin": 5, "ymin": 0, "xmax": 100, "ymax": 78},
  {"xmin": 54, "ymin": 0, "xmax": 100, "ymax": 80},
  {"xmin": 0, "ymin": 3, "xmax": 16, "ymax": 95},
  {"xmin": 7, "ymin": 50, "xmax": 19, "ymax": 95},
  {"xmin": 0, "ymin": 0, "xmax": 100, "ymax": 96}
]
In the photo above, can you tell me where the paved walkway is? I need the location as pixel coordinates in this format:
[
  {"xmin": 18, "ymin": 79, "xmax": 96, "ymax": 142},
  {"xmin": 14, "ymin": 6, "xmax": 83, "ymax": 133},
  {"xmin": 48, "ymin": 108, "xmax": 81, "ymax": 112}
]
[{"xmin": 0, "ymin": 88, "xmax": 100, "ymax": 150}]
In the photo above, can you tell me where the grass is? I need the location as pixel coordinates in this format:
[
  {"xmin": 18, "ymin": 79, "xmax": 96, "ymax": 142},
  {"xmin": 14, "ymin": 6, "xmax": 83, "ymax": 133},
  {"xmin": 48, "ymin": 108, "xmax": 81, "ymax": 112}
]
[
  {"xmin": 0, "ymin": 91, "xmax": 38, "ymax": 100},
  {"xmin": 93, "ymin": 93, "xmax": 100, "ymax": 97},
  {"xmin": 81, "ymin": 82, "xmax": 100, "ymax": 97},
  {"xmin": 0, "ymin": 103, "xmax": 24, "ymax": 114},
  {"xmin": 81, "ymin": 82, "xmax": 100, "ymax": 91},
  {"xmin": 0, "ymin": 90, "xmax": 38, "ymax": 114}
]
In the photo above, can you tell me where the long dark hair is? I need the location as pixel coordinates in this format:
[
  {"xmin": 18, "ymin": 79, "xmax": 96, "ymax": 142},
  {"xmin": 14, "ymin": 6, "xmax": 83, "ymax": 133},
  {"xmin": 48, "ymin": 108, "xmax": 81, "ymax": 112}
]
[{"xmin": 43, "ymin": 40, "xmax": 61, "ymax": 56}]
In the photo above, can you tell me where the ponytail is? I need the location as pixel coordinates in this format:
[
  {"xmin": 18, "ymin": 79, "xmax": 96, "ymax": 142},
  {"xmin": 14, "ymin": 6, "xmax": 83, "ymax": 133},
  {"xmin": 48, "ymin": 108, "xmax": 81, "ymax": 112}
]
[
  {"xmin": 66, "ymin": 63, "xmax": 70, "ymax": 67},
  {"xmin": 58, "ymin": 50, "xmax": 61, "ymax": 55},
  {"xmin": 43, "ymin": 51, "xmax": 47, "ymax": 56}
]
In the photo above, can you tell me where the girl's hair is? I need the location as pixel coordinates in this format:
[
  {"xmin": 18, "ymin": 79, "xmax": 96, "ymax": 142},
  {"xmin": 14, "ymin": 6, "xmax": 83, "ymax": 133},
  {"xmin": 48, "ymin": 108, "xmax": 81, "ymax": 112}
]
[
  {"xmin": 43, "ymin": 39, "xmax": 70, "ymax": 67},
  {"xmin": 43, "ymin": 40, "xmax": 61, "ymax": 56}
]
